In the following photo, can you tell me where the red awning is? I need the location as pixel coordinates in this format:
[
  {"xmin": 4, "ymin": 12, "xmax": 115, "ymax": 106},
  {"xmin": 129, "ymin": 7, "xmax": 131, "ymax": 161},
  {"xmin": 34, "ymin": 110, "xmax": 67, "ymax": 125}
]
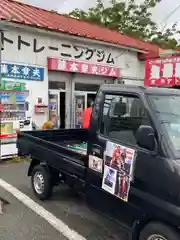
[{"xmin": 0, "ymin": 0, "xmax": 159, "ymax": 54}]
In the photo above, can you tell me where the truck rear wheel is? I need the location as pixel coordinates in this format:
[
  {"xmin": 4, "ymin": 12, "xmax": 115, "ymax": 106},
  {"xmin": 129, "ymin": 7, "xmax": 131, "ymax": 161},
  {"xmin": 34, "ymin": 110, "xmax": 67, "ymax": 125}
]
[
  {"xmin": 31, "ymin": 165, "xmax": 53, "ymax": 200},
  {"xmin": 139, "ymin": 222, "xmax": 180, "ymax": 240}
]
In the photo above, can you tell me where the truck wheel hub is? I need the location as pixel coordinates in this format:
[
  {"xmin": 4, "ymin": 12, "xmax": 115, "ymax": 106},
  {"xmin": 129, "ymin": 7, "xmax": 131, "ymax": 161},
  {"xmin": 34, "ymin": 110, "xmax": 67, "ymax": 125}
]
[
  {"xmin": 147, "ymin": 235, "xmax": 167, "ymax": 240},
  {"xmin": 34, "ymin": 172, "xmax": 45, "ymax": 194}
]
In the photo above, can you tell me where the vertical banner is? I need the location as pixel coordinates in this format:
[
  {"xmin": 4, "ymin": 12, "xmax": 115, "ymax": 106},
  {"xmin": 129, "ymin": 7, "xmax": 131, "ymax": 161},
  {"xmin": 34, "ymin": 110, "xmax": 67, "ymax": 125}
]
[{"xmin": 102, "ymin": 141, "xmax": 136, "ymax": 202}]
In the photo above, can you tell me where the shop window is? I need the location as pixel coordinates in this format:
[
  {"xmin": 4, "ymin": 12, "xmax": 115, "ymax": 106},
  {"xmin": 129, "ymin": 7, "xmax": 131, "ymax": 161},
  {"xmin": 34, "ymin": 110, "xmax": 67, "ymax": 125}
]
[
  {"xmin": 100, "ymin": 94, "xmax": 151, "ymax": 145},
  {"xmin": 75, "ymin": 83, "xmax": 99, "ymax": 92},
  {"xmin": 49, "ymin": 81, "xmax": 65, "ymax": 90}
]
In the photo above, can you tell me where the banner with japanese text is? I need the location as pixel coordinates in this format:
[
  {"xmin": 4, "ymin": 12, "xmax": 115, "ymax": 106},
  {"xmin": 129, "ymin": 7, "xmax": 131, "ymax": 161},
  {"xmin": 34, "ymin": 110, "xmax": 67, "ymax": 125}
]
[
  {"xmin": 145, "ymin": 56, "xmax": 180, "ymax": 86},
  {"xmin": 48, "ymin": 58, "xmax": 120, "ymax": 78},
  {"xmin": 1, "ymin": 62, "xmax": 44, "ymax": 81}
]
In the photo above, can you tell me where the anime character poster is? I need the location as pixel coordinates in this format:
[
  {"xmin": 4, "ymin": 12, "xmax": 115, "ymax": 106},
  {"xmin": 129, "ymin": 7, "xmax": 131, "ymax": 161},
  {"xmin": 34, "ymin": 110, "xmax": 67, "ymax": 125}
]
[{"xmin": 102, "ymin": 141, "xmax": 136, "ymax": 202}]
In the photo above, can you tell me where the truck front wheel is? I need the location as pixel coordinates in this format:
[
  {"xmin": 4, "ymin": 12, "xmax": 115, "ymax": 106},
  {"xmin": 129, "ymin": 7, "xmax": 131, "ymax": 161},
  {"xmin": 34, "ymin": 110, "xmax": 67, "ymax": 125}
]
[
  {"xmin": 31, "ymin": 165, "xmax": 53, "ymax": 200},
  {"xmin": 139, "ymin": 222, "xmax": 180, "ymax": 240}
]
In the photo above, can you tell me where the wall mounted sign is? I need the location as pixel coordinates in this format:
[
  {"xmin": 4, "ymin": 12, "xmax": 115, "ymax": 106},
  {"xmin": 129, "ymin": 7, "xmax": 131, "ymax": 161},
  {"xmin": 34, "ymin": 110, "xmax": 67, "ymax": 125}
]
[
  {"xmin": 1, "ymin": 80, "xmax": 26, "ymax": 91},
  {"xmin": 1, "ymin": 62, "xmax": 44, "ymax": 81},
  {"xmin": 48, "ymin": 58, "xmax": 120, "ymax": 78},
  {"xmin": 145, "ymin": 56, "xmax": 180, "ymax": 86},
  {"xmin": 1, "ymin": 32, "xmax": 117, "ymax": 66}
]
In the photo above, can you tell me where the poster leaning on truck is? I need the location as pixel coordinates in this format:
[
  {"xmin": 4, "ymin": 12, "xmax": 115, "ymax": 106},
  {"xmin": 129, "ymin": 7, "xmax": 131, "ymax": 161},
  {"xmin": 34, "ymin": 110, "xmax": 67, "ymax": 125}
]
[{"xmin": 102, "ymin": 141, "xmax": 136, "ymax": 202}]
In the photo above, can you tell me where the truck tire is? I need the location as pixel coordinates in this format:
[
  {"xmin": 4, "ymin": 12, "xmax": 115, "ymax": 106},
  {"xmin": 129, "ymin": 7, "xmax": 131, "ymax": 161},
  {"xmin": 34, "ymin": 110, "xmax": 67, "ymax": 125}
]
[
  {"xmin": 139, "ymin": 222, "xmax": 180, "ymax": 240},
  {"xmin": 31, "ymin": 165, "xmax": 53, "ymax": 200}
]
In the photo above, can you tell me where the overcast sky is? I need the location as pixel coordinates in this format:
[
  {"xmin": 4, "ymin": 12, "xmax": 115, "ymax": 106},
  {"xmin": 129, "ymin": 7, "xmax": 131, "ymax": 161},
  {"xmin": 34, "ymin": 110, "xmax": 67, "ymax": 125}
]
[{"xmin": 23, "ymin": 0, "xmax": 180, "ymax": 29}]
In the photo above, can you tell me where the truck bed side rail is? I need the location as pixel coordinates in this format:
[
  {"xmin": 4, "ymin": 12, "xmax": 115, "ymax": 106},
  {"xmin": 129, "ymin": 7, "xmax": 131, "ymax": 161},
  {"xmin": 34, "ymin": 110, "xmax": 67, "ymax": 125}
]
[{"xmin": 17, "ymin": 132, "xmax": 86, "ymax": 178}]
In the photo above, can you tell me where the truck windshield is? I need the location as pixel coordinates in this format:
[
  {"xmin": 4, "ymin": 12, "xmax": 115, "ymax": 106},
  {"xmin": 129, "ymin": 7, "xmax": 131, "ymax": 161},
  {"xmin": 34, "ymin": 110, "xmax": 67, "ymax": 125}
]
[{"xmin": 149, "ymin": 95, "xmax": 180, "ymax": 157}]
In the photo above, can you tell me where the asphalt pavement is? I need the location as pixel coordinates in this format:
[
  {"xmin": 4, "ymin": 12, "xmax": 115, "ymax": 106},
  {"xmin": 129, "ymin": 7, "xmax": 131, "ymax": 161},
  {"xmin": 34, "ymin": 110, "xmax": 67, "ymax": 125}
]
[
  {"xmin": 0, "ymin": 186, "xmax": 66, "ymax": 240},
  {"xmin": 0, "ymin": 162, "xmax": 129, "ymax": 240}
]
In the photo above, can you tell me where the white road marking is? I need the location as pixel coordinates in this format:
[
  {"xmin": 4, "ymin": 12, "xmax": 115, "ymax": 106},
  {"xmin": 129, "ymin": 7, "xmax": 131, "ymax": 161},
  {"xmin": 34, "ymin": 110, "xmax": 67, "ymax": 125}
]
[{"xmin": 0, "ymin": 178, "xmax": 86, "ymax": 240}]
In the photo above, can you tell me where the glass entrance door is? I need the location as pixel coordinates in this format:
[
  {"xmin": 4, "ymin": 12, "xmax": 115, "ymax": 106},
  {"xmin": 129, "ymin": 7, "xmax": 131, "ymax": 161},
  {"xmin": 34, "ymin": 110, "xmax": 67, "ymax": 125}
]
[
  {"xmin": 87, "ymin": 92, "xmax": 97, "ymax": 107},
  {"xmin": 49, "ymin": 89, "xmax": 66, "ymax": 129},
  {"xmin": 74, "ymin": 92, "xmax": 86, "ymax": 129},
  {"xmin": 73, "ymin": 91, "xmax": 96, "ymax": 128},
  {"xmin": 49, "ymin": 89, "xmax": 59, "ymax": 128}
]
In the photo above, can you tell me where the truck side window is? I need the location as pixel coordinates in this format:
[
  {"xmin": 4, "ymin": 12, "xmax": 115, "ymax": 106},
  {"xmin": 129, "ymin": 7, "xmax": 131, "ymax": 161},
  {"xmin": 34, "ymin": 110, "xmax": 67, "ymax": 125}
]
[{"xmin": 100, "ymin": 94, "xmax": 151, "ymax": 146}]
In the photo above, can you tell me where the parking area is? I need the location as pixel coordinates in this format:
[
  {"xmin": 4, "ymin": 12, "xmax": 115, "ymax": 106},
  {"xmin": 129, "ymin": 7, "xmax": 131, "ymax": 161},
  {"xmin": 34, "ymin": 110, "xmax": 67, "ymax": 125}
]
[
  {"xmin": 0, "ymin": 186, "xmax": 66, "ymax": 240},
  {"xmin": 0, "ymin": 162, "xmax": 129, "ymax": 240}
]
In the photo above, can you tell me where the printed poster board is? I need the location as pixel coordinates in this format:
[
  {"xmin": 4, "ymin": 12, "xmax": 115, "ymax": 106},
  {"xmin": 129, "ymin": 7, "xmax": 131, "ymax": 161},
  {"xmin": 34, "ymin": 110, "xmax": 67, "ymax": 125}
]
[{"xmin": 102, "ymin": 141, "xmax": 136, "ymax": 202}]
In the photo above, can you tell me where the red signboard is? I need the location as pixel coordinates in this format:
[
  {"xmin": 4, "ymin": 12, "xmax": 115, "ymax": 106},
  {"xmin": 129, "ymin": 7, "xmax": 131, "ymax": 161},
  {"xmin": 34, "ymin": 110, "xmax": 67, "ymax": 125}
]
[
  {"xmin": 145, "ymin": 56, "xmax": 180, "ymax": 86},
  {"xmin": 48, "ymin": 58, "xmax": 120, "ymax": 78},
  {"xmin": 0, "ymin": 133, "xmax": 17, "ymax": 139},
  {"xmin": 0, "ymin": 104, "xmax": 5, "ymax": 111}
]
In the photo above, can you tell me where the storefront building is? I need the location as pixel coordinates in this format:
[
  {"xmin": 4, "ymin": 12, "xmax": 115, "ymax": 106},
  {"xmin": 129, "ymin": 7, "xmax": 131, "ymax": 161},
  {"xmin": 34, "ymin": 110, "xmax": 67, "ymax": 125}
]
[{"xmin": 0, "ymin": 0, "xmax": 160, "ymax": 129}]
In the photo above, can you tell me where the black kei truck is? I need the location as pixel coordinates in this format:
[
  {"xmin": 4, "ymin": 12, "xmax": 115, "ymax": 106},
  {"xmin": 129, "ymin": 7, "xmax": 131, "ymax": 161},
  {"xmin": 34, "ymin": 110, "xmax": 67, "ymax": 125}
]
[{"xmin": 17, "ymin": 84, "xmax": 180, "ymax": 240}]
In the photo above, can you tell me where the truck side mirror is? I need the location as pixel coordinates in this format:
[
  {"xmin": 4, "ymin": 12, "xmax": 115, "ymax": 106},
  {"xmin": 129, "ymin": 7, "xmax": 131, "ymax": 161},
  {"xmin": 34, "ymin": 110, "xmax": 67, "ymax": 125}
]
[{"xmin": 136, "ymin": 125, "xmax": 156, "ymax": 151}]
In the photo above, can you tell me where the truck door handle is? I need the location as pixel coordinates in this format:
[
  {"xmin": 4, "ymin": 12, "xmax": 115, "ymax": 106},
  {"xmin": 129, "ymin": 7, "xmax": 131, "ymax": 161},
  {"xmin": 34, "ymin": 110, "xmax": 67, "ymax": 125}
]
[{"xmin": 92, "ymin": 144, "xmax": 102, "ymax": 156}]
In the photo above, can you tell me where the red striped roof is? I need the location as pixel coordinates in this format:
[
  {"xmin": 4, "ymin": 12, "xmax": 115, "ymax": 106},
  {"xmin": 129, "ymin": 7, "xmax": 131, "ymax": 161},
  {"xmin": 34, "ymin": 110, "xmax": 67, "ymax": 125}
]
[{"xmin": 0, "ymin": 0, "xmax": 159, "ymax": 56}]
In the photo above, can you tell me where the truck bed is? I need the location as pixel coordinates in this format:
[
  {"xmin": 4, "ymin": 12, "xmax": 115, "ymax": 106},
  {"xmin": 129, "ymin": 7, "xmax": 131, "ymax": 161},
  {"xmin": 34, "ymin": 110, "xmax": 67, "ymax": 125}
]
[{"xmin": 17, "ymin": 129, "xmax": 89, "ymax": 178}]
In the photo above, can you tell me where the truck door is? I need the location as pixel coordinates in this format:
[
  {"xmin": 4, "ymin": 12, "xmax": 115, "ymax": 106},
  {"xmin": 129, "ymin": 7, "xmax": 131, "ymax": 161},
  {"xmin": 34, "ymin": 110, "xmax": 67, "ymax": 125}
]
[{"xmin": 86, "ymin": 91, "xmax": 166, "ymax": 229}]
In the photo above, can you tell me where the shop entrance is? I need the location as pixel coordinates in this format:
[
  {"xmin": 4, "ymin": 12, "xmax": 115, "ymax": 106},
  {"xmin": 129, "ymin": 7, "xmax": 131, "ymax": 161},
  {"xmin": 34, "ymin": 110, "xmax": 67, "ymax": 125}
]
[
  {"xmin": 49, "ymin": 89, "xmax": 66, "ymax": 128},
  {"xmin": 74, "ymin": 91, "xmax": 96, "ymax": 128}
]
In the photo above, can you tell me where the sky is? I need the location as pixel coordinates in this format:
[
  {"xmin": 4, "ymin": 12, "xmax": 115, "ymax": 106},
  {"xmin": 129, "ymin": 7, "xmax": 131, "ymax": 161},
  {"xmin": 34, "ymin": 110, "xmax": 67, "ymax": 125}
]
[{"xmin": 23, "ymin": 0, "xmax": 180, "ymax": 29}]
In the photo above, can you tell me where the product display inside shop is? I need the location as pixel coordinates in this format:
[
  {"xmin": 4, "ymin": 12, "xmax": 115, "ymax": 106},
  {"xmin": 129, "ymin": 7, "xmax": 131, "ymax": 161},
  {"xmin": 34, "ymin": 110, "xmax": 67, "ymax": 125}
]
[{"xmin": 0, "ymin": 80, "xmax": 29, "ymax": 160}]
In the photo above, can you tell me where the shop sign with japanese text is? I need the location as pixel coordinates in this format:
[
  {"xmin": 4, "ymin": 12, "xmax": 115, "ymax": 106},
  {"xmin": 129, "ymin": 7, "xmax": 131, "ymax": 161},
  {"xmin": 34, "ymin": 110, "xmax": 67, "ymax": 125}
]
[
  {"xmin": 48, "ymin": 58, "xmax": 120, "ymax": 78},
  {"xmin": 1, "ymin": 62, "xmax": 44, "ymax": 81},
  {"xmin": 1, "ymin": 32, "xmax": 118, "ymax": 66},
  {"xmin": 1, "ymin": 80, "xmax": 26, "ymax": 91},
  {"xmin": 145, "ymin": 56, "xmax": 180, "ymax": 86}
]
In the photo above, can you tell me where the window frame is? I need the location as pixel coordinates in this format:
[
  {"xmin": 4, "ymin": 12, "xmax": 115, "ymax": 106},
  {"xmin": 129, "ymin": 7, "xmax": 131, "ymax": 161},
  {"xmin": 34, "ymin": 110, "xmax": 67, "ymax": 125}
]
[{"xmin": 98, "ymin": 91, "xmax": 156, "ymax": 149}]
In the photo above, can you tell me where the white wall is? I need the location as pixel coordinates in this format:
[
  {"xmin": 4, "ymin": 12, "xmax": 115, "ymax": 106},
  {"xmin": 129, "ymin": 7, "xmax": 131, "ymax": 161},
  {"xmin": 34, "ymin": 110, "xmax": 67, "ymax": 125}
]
[
  {"xmin": 25, "ymin": 71, "xmax": 49, "ymax": 127},
  {"xmin": 2, "ymin": 28, "xmax": 121, "ymax": 67},
  {"xmin": 2, "ymin": 29, "xmax": 50, "ymax": 127},
  {"xmin": 117, "ymin": 50, "xmax": 144, "ymax": 84},
  {"xmin": 1, "ymin": 26, "xmax": 145, "ymax": 127},
  {"xmin": 2, "ymin": 27, "xmax": 145, "ymax": 79}
]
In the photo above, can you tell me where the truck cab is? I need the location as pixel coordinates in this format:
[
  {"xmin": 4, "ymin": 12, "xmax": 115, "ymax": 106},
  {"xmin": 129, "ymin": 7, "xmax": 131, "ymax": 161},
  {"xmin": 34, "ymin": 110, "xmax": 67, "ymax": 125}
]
[{"xmin": 17, "ymin": 84, "xmax": 180, "ymax": 240}]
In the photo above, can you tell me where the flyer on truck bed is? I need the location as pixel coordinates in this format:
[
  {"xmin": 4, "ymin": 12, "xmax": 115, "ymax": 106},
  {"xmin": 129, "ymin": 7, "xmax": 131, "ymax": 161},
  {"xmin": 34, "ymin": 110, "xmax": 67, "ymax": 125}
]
[{"xmin": 102, "ymin": 141, "xmax": 136, "ymax": 202}]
